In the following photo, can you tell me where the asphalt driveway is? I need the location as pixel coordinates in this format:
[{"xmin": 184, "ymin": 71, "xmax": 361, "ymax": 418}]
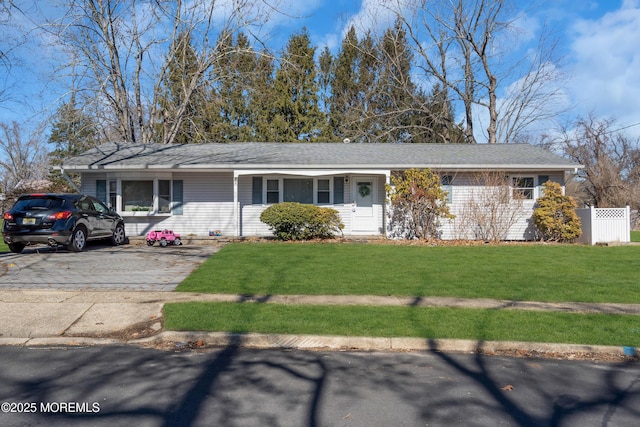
[{"xmin": 0, "ymin": 242, "xmax": 222, "ymax": 291}]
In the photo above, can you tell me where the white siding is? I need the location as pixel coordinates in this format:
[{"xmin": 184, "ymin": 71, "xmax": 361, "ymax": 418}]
[{"xmin": 439, "ymin": 172, "xmax": 564, "ymax": 241}]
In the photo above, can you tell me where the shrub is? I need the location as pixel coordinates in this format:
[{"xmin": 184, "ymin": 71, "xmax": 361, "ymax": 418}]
[
  {"xmin": 385, "ymin": 168, "xmax": 454, "ymax": 239},
  {"xmin": 533, "ymin": 181, "xmax": 582, "ymax": 242},
  {"xmin": 260, "ymin": 202, "xmax": 344, "ymax": 240}
]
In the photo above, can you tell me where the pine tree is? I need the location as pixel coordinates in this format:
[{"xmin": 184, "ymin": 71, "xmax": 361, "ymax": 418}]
[
  {"xmin": 271, "ymin": 29, "xmax": 324, "ymax": 142},
  {"xmin": 156, "ymin": 32, "xmax": 208, "ymax": 144},
  {"xmin": 47, "ymin": 95, "xmax": 97, "ymax": 190}
]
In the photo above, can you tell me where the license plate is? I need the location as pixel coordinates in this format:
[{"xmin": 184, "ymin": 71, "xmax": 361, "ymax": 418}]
[{"xmin": 22, "ymin": 218, "xmax": 36, "ymax": 225}]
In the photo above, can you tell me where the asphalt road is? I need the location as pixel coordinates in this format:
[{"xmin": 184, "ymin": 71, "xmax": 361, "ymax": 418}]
[
  {"xmin": 0, "ymin": 242, "xmax": 221, "ymax": 291},
  {"xmin": 0, "ymin": 345, "xmax": 639, "ymax": 426}
]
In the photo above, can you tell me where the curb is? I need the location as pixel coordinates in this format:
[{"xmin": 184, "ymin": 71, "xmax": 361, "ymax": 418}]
[
  {"xmin": 132, "ymin": 332, "xmax": 637, "ymax": 358},
  {"xmin": 2, "ymin": 332, "xmax": 637, "ymax": 360}
]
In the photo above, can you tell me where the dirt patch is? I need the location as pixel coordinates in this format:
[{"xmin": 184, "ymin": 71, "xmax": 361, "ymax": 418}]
[{"xmin": 68, "ymin": 318, "xmax": 163, "ymax": 341}]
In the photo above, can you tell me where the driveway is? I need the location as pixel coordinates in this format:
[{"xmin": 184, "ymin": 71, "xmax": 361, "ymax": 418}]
[{"xmin": 0, "ymin": 242, "xmax": 222, "ymax": 291}]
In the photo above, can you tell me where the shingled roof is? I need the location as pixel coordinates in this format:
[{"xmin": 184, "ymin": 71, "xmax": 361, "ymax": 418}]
[{"xmin": 62, "ymin": 142, "xmax": 582, "ymax": 172}]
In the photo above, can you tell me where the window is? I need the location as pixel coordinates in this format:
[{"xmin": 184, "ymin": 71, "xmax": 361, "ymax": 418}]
[
  {"xmin": 158, "ymin": 180, "xmax": 171, "ymax": 213},
  {"xmin": 109, "ymin": 180, "xmax": 117, "ymax": 209},
  {"xmin": 253, "ymin": 177, "xmax": 343, "ymax": 205},
  {"xmin": 284, "ymin": 179, "xmax": 313, "ymax": 203},
  {"xmin": 442, "ymin": 175, "xmax": 453, "ymax": 204},
  {"xmin": 266, "ymin": 179, "xmax": 279, "ymax": 204},
  {"xmin": 123, "ymin": 181, "xmax": 153, "ymax": 211},
  {"xmin": 172, "ymin": 180, "xmax": 183, "ymax": 215},
  {"xmin": 317, "ymin": 179, "xmax": 330, "ymax": 204},
  {"xmin": 538, "ymin": 175, "xmax": 549, "ymax": 198},
  {"xmin": 252, "ymin": 177, "xmax": 263, "ymax": 204},
  {"xmin": 96, "ymin": 180, "xmax": 106, "ymax": 204},
  {"xmin": 512, "ymin": 177, "xmax": 534, "ymax": 200},
  {"xmin": 334, "ymin": 177, "xmax": 344, "ymax": 204}
]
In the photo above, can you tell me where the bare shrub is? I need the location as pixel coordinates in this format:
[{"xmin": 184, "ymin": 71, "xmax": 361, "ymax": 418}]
[{"xmin": 454, "ymin": 171, "xmax": 525, "ymax": 242}]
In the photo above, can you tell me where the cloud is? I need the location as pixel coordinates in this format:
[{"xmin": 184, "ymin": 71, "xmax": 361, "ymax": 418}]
[{"xmin": 568, "ymin": 0, "xmax": 640, "ymax": 134}]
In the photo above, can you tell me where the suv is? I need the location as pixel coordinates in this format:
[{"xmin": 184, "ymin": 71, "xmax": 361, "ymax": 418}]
[{"xmin": 2, "ymin": 193, "xmax": 126, "ymax": 253}]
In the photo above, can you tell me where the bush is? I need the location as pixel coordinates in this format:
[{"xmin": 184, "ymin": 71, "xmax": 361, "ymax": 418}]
[
  {"xmin": 260, "ymin": 202, "xmax": 344, "ymax": 240},
  {"xmin": 385, "ymin": 168, "xmax": 454, "ymax": 239},
  {"xmin": 533, "ymin": 181, "xmax": 582, "ymax": 242}
]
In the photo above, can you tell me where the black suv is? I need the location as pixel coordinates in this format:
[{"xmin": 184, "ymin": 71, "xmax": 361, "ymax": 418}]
[{"xmin": 2, "ymin": 193, "xmax": 126, "ymax": 253}]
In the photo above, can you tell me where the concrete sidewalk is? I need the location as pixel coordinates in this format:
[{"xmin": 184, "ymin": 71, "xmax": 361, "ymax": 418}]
[{"xmin": 0, "ymin": 289, "xmax": 638, "ymax": 359}]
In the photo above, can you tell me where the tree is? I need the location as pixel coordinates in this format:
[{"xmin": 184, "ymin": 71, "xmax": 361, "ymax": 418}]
[
  {"xmin": 533, "ymin": 181, "xmax": 581, "ymax": 242},
  {"xmin": 47, "ymin": 96, "xmax": 98, "ymax": 190},
  {"xmin": 156, "ymin": 32, "xmax": 209, "ymax": 145},
  {"xmin": 271, "ymin": 29, "xmax": 324, "ymax": 141},
  {"xmin": 0, "ymin": 121, "xmax": 49, "ymax": 195},
  {"xmin": 52, "ymin": 0, "xmax": 276, "ymax": 145},
  {"xmin": 561, "ymin": 115, "xmax": 640, "ymax": 209},
  {"xmin": 385, "ymin": 168, "xmax": 454, "ymax": 239},
  {"xmin": 394, "ymin": 0, "xmax": 565, "ymax": 143}
]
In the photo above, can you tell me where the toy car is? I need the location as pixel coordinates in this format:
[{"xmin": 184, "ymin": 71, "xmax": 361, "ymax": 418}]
[{"xmin": 146, "ymin": 229, "xmax": 182, "ymax": 247}]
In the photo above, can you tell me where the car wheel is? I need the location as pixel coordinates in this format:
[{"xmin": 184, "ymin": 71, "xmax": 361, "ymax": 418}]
[
  {"xmin": 174, "ymin": 238, "xmax": 182, "ymax": 246},
  {"xmin": 68, "ymin": 226, "xmax": 87, "ymax": 252},
  {"xmin": 111, "ymin": 223, "xmax": 126, "ymax": 246},
  {"xmin": 8, "ymin": 242, "xmax": 25, "ymax": 253},
  {"xmin": 147, "ymin": 240, "xmax": 155, "ymax": 246},
  {"xmin": 159, "ymin": 238, "xmax": 168, "ymax": 247}
]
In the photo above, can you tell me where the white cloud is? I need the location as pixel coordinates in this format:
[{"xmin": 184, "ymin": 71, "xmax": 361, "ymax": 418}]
[{"xmin": 568, "ymin": 0, "xmax": 640, "ymax": 135}]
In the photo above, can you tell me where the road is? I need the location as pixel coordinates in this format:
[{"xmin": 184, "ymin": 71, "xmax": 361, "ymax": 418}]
[{"xmin": 0, "ymin": 346, "xmax": 639, "ymax": 426}]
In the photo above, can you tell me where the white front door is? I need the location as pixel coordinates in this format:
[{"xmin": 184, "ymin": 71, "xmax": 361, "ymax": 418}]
[{"xmin": 351, "ymin": 176, "xmax": 378, "ymax": 233}]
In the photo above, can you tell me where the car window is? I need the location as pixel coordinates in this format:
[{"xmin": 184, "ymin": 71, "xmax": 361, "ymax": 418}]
[
  {"xmin": 78, "ymin": 199, "xmax": 92, "ymax": 211},
  {"xmin": 13, "ymin": 197, "xmax": 64, "ymax": 210},
  {"xmin": 91, "ymin": 199, "xmax": 109, "ymax": 213}
]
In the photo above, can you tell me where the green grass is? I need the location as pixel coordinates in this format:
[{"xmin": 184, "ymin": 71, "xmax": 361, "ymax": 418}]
[
  {"xmin": 178, "ymin": 242, "xmax": 640, "ymax": 304},
  {"xmin": 164, "ymin": 302, "xmax": 640, "ymax": 347},
  {"xmin": 631, "ymin": 230, "xmax": 640, "ymax": 242},
  {"xmin": 0, "ymin": 220, "xmax": 7, "ymax": 253}
]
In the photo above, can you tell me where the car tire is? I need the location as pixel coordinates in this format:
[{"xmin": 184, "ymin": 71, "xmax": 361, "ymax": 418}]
[
  {"xmin": 174, "ymin": 238, "xmax": 181, "ymax": 246},
  {"xmin": 159, "ymin": 238, "xmax": 168, "ymax": 247},
  {"xmin": 8, "ymin": 242, "xmax": 25, "ymax": 253},
  {"xmin": 111, "ymin": 223, "xmax": 126, "ymax": 246},
  {"xmin": 68, "ymin": 226, "xmax": 87, "ymax": 252}
]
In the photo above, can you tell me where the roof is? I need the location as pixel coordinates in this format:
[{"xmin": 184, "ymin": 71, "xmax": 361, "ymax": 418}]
[{"xmin": 61, "ymin": 142, "xmax": 582, "ymax": 172}]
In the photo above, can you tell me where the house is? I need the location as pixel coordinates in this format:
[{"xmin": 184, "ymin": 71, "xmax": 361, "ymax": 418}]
[{"xmin": 60, "ymin": 142, "xmax": 582, "ymax": 240}]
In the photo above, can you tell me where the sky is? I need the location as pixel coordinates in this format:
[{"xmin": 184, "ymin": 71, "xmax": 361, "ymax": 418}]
[{"xmin": 1, "ymin": 0, "xmax": 640, "ymax": 142}]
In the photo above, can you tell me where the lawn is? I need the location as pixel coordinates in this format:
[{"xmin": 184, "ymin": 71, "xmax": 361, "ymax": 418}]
[
  {"xmin": 177, "ymin": 242, "xmax": 640, "ymax": 304},
  {"xmin": 631, "ymin": 230, "xmax": 640, "ymax": 242},
  {"xmin": 168, "ymin": 241, "xmax": 640, "ymax": 346},
  {"xmin": 164, "ymin": 302, "xmax": 640, "ymax": 347}
]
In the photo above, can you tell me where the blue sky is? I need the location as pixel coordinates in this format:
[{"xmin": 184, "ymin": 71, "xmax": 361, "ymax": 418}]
[{"xmin": 1, "ymin": 0, "xmax": 640, "ymax": 140}]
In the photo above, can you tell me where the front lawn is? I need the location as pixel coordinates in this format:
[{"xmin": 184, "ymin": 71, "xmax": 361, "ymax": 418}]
[
  {"xmin": 164, "ymin": 302, "xmax": 640, "ymax": 347},
  {"xmin": 177, "ymin": 242, "xmax": 640, "ymax": 304}
]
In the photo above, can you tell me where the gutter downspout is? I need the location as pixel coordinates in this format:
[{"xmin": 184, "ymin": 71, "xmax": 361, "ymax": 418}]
[{"xmin": 60, "ymin": 167, "xmax": 81, "ymax": 193}]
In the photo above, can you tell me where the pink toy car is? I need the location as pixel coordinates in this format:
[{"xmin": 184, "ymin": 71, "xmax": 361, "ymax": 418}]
[{"xmin": 146, "ymin": 229, "xmax": 182, "ymax": 247}]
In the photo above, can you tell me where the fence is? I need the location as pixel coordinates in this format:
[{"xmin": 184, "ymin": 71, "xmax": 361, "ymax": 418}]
[{"xmin": 576, "ymin": 206, "xmax": 631, "ymax": 245}]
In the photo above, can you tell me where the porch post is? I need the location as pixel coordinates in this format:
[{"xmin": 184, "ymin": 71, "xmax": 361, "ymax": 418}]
[
  {"xmin": 384, "ymin": 170, "xmax": 391, "ymax": 237},
  {"xmin": 233, "ymin": 171, "xmax": 239, "ymax": 237}
]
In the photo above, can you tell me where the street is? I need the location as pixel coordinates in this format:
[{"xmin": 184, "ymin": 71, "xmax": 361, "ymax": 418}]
[{"xmin": 0, "ymin": 346, "xmax": 638, "ymax": 426}]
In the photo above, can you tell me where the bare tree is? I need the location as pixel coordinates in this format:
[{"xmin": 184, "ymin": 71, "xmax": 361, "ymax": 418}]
[
  {"xmin": 390, "ymin": 0, "xmax": 566, "ymax": 144},
  {"xmin": 561, "ymin": 115, "xmax": 640, "ymax": 209},
  {"xmin": 0, "ymin": 121, "xmax": 49, "ymax": 194},
  {"xmin": 453, "ymin": 171, "xmax": 526, "ymax": 241},
  {"xmin": 51, "ymin": 0, "xmax": 277, "ymax": 145}
]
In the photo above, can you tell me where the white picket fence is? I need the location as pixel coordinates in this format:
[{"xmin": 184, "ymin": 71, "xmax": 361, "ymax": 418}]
[{"xmin": 576, "ymin": 206, "xmax": 631, "ymax": 245}]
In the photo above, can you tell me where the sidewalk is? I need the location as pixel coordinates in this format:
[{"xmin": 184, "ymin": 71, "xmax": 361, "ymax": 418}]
[{"xmin": 1, "ymin": 289, "xmax": 638, "ymax": 359}]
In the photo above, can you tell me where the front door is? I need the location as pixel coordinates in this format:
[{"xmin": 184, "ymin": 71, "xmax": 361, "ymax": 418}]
[{"xmin": 351, "ymin": 177, "xmax": 378, "ymax": 233}]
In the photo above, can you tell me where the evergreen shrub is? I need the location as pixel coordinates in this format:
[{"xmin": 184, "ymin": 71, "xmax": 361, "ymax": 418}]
[
  {"xmin": 532, "ymin": 181, "xmax": 582, "ymax": 242},
  {"xmin": 260, "ymin": 202, "xmax": 344, "ymax": 240}
]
